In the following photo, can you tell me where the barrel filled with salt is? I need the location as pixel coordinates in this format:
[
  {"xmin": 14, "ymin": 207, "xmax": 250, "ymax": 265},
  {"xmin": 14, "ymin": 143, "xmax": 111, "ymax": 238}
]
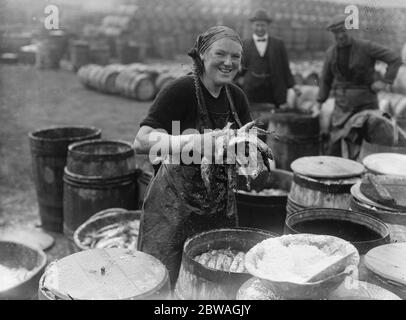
[
  {"xmin": 38, "ymin": 248, "xmax": 171, "ymax": 300},
  {"xmin": 235, "ymin": 169, "xmax": 293, "ymax": 234},
  {"xmin": 28, "ymin": 126, "xmax": 102, "ymax": 232},
  {"xmin": 267, "ymin": 112, "xmax": 320, "ymax": 170},
  {"xmin": 63, "ymin": 140, "xmax": 138, "ymax": 238},
  {"xmin": 286, "ymin": 156, "xmax": 364, "ymax": 217},
  {"xmin": 0, "ymin": 241, "xmax": 47, "ymax": 300},
  {"xmin": 174, "ymin": 228, "xmax": 276, "ymax": 300},
  {"xmin": 285, "ymin": 208, "xmax": 390, "ymax": 254}
]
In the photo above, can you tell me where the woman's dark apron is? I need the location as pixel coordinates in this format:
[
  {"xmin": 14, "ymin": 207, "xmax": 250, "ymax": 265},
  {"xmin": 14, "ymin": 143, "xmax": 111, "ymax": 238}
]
[{"xmin": 137, "ymin": 86, "xmax": 243, "ymax": 285}]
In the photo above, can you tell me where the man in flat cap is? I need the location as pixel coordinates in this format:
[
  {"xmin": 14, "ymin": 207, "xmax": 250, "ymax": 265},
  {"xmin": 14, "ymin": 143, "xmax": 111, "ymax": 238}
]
[
  {"xmin": 314, "ymin": 14, "xmax": 403, "ymax": 156},
  {"xmin": 240, "ymin": 9, "xmax": 299, "ymax": 115}
]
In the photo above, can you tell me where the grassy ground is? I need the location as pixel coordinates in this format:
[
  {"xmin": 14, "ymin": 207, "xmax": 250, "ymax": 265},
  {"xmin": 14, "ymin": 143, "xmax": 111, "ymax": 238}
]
[{"xmin": 0, "ymin": 64, "xmax": 151, "ymax": 259}]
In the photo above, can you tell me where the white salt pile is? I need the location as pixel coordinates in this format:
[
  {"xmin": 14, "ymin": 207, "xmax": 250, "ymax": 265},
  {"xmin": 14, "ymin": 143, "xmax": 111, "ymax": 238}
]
[
  {"xmin": 255, "ymin": 241, "xmax": 343, "ymax": 283},
  {"xmin": 0, "ymin": 264, "xmax": 31, "ymax": 291}
]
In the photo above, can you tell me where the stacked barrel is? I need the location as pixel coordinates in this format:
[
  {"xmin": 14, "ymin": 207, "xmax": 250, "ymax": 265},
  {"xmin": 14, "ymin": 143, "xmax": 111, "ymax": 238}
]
[
  {"xmin": 124, "ymin": 0, "xmax": 405, "ymax": 59},
  {"xmin": 77, "ymin": 63, "xmax": 190, "ymax": 101}
]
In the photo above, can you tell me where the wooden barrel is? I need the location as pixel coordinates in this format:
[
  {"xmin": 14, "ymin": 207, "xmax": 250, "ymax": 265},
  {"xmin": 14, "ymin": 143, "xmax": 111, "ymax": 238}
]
[
  {"xmin": 28, "ymin": 126, "xmax": 102, "ymax": 232},
  {"xmin": 363, "ymin": 243, "xmax": 406, "ymax": 300},
  {"xmin": 117, "ymin": 41, "xmax": 147, "ymax": 64},
  {"xmin": 48, "ymin": 30, "xmax": 68, "ymax": 61},
  {"xmin": 38, "ymin": 248, "xmax": 171, "ymax": 300},
  {"xmin": 89, "ymin": 44, "xmax": 110, "ymax": 66},
  {"xmin": 350, "ymin": 180, "xmax": 406, "ymax": 243},
  {"xmin": 287, "ymin": 156, "xmax": 364, "ymax": 217},
  {"xmin": 18, "ymin": 45, "xmax": 37, "ymax": 65},
  {"xmin": 174, "ymin": 228, "xmax": 277, "ymax": 300},
  {"xmin": 115, "ymin": 69, "xmax": 137, "ymax": 96},
  {"xmin": 362, "ymin": 153, "xmax": 406, "ymax": 176},
  {"xmin": 285, "ymin": 208, "xmax": 390, "ymax": 254},
  {"xmin": 35, "ymin": 38, "xmax": 62, "ymax": 69},
  {"xmin": 77, "ymin": 64, "xmax": 104, "ymax": 89},
  {"xmin": 66, "ymin": 140, "xmax": 136, "ymax": 178},
  {"xmin": 97, "ymin": 64, "xmax": 126, "ymax": 94},
  {"xmin": 358, "ymin": 139, "xmax": 406, "ymax": 161},
  {"xmin": 70, "ymin": 40, "xmax": 90, "ymax": 72},
  {"xmin": 63, "ymin": 140, "xmax": 138, "ymax": 238},
  {"xmin": 249, "ymin": 103, "xmax": 275, "ymax": 130},
  {"xmin": 155, "ymin": 72, "xmax": 176, "ymax": 93},
  {"xmin": 124, "ymin": 73, "xmax": 156, "ymax": 101},
  {"xmin": 235, "ymin": 169, "xmax": 293, "ymax": 235},
  {"xmin": 87, "ymin": 66, "xmax": 106, "ymax": 90},
  {"xmin": 236, "ymin": 277, "xmax": 400, "ymax": 300},
  {"xmin": 267, "ymin": 112, "xmax": 321, "ymax": 170}
]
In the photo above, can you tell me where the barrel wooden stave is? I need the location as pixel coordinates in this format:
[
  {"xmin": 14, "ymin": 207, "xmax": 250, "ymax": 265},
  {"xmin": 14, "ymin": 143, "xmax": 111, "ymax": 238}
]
[
  {"xmin": 70, "ymin": 41, "xmax": 90, "ymax": 72},
  {"xmin": 350, "ymin": 197, "xmax": 406, "ymax": 243},
  {"xmin": 287, "ymin": 173, "xmax": 361, "ymax": 218},
  {"xmin": 28, "ymin": 127, "xmax": 101, "ymax": 232},
  {"xmin": 66, "ymin": 140, "xmax": 136, "ymax": 178},
  {"xmin": 267, "ymin": 112, "xmax": 320, "ymax": 170}
]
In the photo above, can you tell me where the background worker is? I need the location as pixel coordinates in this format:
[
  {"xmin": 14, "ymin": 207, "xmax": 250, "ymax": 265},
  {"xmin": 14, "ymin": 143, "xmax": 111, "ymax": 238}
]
[
  {"xmin": 240, "ymin": 8, "xmax": 301, "ymax": 113},
  {"xmin": 314, "ymin": 14, "xmax": 403, "ymax": 156}
]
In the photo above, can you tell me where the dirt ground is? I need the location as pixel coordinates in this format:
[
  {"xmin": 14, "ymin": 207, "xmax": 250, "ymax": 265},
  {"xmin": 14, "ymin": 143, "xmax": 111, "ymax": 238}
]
[{"xmin": 0, "ymin": 64, "xmax": 152, "ymax": 260}]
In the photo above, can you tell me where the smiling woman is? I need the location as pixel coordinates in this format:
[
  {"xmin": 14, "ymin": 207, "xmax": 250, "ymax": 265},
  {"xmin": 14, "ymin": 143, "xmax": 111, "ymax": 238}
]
[{"xmin": 133, "ymin": 26, "xmax": 253, "ymax": 286}]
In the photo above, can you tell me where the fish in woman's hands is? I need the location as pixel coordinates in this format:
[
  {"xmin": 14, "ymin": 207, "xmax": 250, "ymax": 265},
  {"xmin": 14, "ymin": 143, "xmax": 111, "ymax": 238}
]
[{"xmin": 200, "ymin": 121, "xmax": 275, "ymax": 194}]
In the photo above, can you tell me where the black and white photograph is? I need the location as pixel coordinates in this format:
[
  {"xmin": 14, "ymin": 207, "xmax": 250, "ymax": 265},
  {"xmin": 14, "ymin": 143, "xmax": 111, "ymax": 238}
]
[{"xmin": 0, "ymin": 0, "xmax": 405, "ymax": 305}]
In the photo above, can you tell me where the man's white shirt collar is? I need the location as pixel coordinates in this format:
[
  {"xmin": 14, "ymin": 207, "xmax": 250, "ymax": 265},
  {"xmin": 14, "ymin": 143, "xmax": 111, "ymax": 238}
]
[
  {"xmin": 253, "ymin": 33, "xmax": 268, "ymax": 42},
  {"xmin": 253, "ymin": 34, "xmax": 268, "ymax": 57}
]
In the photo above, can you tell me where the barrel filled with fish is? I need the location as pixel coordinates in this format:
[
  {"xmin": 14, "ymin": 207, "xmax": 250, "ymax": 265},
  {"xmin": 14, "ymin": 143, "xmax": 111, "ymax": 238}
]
[{"xmin": 174, "ymin": 227, "xmax": 277, "ymax": 300}]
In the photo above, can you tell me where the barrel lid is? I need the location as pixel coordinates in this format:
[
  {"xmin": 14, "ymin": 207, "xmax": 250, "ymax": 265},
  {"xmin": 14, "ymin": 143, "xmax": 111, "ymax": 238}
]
[
  {"xmin": 41, "ymin": 249, "xmax": 168, "ymax": 300},
  {"xmin": 360, "ymin": 175, "xmax": 406, "ymax": 211},
  {"xmin": 363, "ymin": 153, "xmax": 406, "ymax": 176},
  {"xmin": 351, "ymin": 182, "xmax": 399, "ymax": 212},
  {"xmin": 291, "ymin": 156, "xmax": 365, "ymax": 178},
  {"xmin": 365, "ymin": 243, "xmax": 406, "ymax": 288},
  {"xmin": 328, "ymin": 280, "xmax": 401, "ymax": 300}
]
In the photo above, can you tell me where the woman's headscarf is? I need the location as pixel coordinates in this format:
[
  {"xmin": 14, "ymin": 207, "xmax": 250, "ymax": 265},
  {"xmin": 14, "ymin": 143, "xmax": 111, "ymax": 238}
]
[{"xmin": 188, "ymin": 26, "xmax": 243, "ymax": 74}]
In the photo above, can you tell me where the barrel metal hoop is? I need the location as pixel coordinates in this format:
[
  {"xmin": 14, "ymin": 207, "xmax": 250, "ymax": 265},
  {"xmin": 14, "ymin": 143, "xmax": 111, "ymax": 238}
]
[
  {"xmin": 293, "ymin": 174, "xmax": 353, "ymax": 194},
  {"xmin": 269, "ymin": 135, "xmax": 321, "ymax": 144},
  {"xmin": 369, "ymin": 271, "xmax": 406, "ymax": 292},
  {"xmin": 63, "ymin": 170, "xmax": 138, "ymax": 187}
]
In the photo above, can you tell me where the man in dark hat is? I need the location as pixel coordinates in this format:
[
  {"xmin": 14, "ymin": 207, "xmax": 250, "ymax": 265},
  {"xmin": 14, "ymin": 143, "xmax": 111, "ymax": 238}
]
[
  {"xmin": 240, "ymin": 8, "xmax": 300, "ymax": 112},
  {"xmin": 314, "ymin": 14, "xmax": 403, "ymax": 156}
]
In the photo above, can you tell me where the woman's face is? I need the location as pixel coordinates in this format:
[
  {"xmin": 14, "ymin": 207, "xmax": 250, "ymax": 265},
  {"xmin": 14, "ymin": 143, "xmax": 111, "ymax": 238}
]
[{"xmin": 201, "ymin": 38, "xmax": 242, "ymax": 87}]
